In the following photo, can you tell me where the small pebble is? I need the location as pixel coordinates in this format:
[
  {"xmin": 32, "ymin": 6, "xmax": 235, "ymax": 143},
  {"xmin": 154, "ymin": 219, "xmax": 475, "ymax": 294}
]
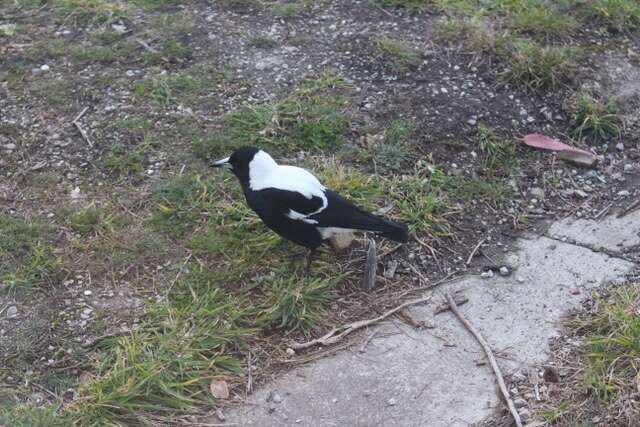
[
  {"xmin": 285, "ymin": 348, "xmax": 295, "ymax": 356},
  {"xmin": 481, "ymin": 270, "xmax": 494, "ymax": 279},
  {"xmin": 84, "ymin": 290, "xmax": 93, "ymax": 296},
  {"xmin": 40, "ymin": 64, "xmax": 50, "ymax": 71},
  {"xmin": 272, "ymin": 393, "xmax": 283, "ymax": 403},
  {"xmin": 387, "ymin": 398, "xmax": 397, "ymax": 406},
  {"xmin": 499, "ymin": 266, "xmax": 510, "ymax": 277},
  {"xmin": 6, "ymin": 306, "xmax": 18, "ymax": 318},
  {"xmin": 617, "ymin": 190, "xmax": 630, "ymax": 197}
]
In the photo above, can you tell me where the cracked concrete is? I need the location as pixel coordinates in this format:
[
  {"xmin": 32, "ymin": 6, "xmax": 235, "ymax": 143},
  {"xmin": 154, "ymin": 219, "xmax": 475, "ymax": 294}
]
[
  {"xmin": 548, "ymin": 209, "xmax": 640, "ymax": 252},
  {"xmin": 223, "ymin": 214, "xmax": 638, "ymax": 427}
]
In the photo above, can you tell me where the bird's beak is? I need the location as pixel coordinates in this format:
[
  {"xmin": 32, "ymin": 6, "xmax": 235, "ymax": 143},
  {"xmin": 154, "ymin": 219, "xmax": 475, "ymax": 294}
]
[{"xmin": 212, "ymin": 157, "xmax": 231, "ymax": 168}]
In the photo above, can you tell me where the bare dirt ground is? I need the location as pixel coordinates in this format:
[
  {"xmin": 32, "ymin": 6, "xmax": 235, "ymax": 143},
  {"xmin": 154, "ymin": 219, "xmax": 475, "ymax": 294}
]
[{"xmin": 1, "ymin": 0, "xmax": 639, "ymax": 425}]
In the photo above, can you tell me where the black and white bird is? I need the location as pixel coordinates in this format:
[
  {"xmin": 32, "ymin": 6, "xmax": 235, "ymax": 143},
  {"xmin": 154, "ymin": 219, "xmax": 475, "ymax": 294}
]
[{"xmin": 213, "ymin": 146, "xmax": 409, "ymax": 272}]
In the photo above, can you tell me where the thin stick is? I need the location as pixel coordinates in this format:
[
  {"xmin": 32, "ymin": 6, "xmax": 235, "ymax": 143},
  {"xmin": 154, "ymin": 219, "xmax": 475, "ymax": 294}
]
[
  {"xmin": 72, "ymin": 107, "xmax": 93, "ymax": 147},
  {"xmin": 466, "ymin": 238, "xmax": 486, "ymax": 266},
  {"xmin": 445, "ymin": 293, "xmax": 523, "ymax": 427},
  {"xmin": 290, "ymin": 295, "xmax": 431, "ymax": 350},
  {"xmin": 594, "ymin": 201, "xmax": 614, "ymax": 220},
  {"xmin": 617, "ymin": 199, "xmax": 640, "ymax": 219},
  {"xmin": 359, "ymin": 329, "xmax": 379, "ymax": 353}
]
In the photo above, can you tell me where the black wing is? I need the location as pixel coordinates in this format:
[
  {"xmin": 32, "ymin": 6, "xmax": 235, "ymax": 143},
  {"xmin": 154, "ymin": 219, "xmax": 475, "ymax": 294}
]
[{"xmin": 257, "ymin": 188, "xmax": 325, "ymax": 219}]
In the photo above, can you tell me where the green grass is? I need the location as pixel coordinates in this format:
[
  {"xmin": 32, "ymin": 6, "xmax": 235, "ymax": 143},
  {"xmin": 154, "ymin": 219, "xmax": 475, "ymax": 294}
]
[
  {"xmin": 511, "ymin": 2, "xmax": 577, "ymax": 38},
  {"xmin": 0, "ymin": 214, "xmax": 58, "ymax": 292},
  {"xmin": 71, "ymin": 46, "xmax": 116, "ymax": 63},
  {"xmin": 375, "ymin": 0, "xmax": 429, "ymax": 12},
  {"xmin": 53, "ymin": 0, "xmax": 128, "ymax": 24},
  {"xmin": 436, "ymin": 17, "xmax": 510, "ymax": 54},
  {"xmin": 132, "ymin": 0, "xmax": 180, "ymax": 11},
  {"xmin": 134, "ymin": 69, "xmax": 217, "ymax": 104},
  {"xmin": 257, "ymin": 275, "xmax": 337, "ymax": 332},
  {"xmin": 372, "ymin": 143, "xmax": 414, "ymax": 170},
  {"xmin": 102, "ymin": 143, "xmax": 146, "ymax": 176},
  {"xmin": 476, "ymin": 125, "xmax": 517, "ymax": 177},
  {"xmin": 376, "ymin": 37, "xmax": 421, "ymax": 70},
  {"xmin": 67, "ymin": 280, "xmax": 253, "ymax": 426},
  {"xmin": 193, "ymin": 72, "xmax": 349, "ymax": 159},
  {"xmin": 581, "ymin": 287, "xmax": 640, "ymax": 401},
  {"xmin": 587, "ymin": 0, "xmax": 640, "ymax": 31},
  {"xmin": 67, "ymin": 206, "xmax": 115, "ymax": 236},
  {"xmin": 385, "ymin": 119, "xmax": 416, "ymax": 145},
  {"xmin": 506, "ymin": 39, "xmax": 578, "ymax": 89},
  {"xmin": 150, "ymin": 175, "xmax": 218, "ymax": 238},
  {"xmin": 0, "ymin": 402, "xmax": 68, "ymax": 427},
  {"xmin": 247, "ymin": 35, "xmax": 278, "ymax": 49},
  {"xmin": 92, "ymin": 30, "xmax": 123, "ymax": 45},
  {"xmin": 531, "ymin": 285, "xmax": 640, "ymax": 425},
  {"xmin": 572, "ymin": 93, "xmax": 621, "ymax": 141},
  {"xmin": 272, "ymin": 0, "xmax": 309, "ymax": 17}
]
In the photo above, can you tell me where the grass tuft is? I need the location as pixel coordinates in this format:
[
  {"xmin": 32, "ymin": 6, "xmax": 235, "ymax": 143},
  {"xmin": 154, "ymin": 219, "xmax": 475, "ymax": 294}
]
[
  {"xmin": 193, "ymin": 72, "xmax": 349, "ymax": 159},
  {"xmin": 53, "ymin": 0, "xmax": 127, "ymax": 24},
  {"xmin": 506, "ymin": 39, "xmax": 578, "ymax": 89},
  {"xmin": 476, "ymin": 125, "xmax": 517, "ymax": 177},
  {"xmin": 511, "ymin": 2, "xmax": 577, "ymax": 38},
  {"xmin": 0, "ymin": 215, "xmax": 58, "ymax": 292},
  {"xmin": 572, "ymin": 93, "xmax": 621, "ymax": 141},
  {"xmin": 375, "ymin": 37, "xmax": 421, "ymax": 70},
  {"xmin": 375, "ymin": 0, "xmax": 429, "ymax": 12},
  {"xmin": 581, "ymin": 287, "xmax": 640, "ymax": 401},
  {"xmin": 587, "ymin": 0, "xmax": 640, "ymax": 31}
]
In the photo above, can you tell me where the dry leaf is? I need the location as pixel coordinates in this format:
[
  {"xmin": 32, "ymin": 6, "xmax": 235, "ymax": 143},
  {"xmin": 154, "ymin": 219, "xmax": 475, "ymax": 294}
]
[
  {"xmin": 210, "ymin": 379, "xmax": 229, "ymax": 399},
  {"xmin": 522, "ymin": 134, "xmax": 597, "ymax": 167}
]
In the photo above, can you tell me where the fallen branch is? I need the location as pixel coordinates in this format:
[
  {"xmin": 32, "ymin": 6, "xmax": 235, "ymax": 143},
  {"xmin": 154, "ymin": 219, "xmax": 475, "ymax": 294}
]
[
  {"xmin": 72, "ymin": 107, "xmax": 93, "ymax": 147},
  {"xmin": 466, "ymin": 238, "xmax": 486, "ymax": 266},
  {"xmin": 445, "ymin": 293, "xmax": 523, "ymax": 427},
  {"xmin": 290, "ymin": 295, "xmax": 431, "ymax": 350}
]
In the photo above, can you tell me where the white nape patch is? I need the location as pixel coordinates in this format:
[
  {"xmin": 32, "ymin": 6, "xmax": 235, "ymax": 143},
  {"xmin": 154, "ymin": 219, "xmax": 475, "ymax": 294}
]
[
  {"xmin": 317, "ymin": 227, "xmax": 354, "ymax": 240},
  {"xmin": 249, "ymin": 150, "xmax": 329, "ymax": 219}
]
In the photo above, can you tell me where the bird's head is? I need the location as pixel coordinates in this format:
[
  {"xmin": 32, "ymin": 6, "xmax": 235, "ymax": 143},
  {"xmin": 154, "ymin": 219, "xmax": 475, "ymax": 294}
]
[{"xmin": 212, "ymin": 146, "xmax": 276, "ymax": 188}]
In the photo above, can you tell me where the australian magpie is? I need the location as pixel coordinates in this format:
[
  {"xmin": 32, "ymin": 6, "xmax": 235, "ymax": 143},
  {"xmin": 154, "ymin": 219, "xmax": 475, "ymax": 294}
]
[{"xmin": 213, "ymin": 146, "xmax": 409, "ymax": 272}]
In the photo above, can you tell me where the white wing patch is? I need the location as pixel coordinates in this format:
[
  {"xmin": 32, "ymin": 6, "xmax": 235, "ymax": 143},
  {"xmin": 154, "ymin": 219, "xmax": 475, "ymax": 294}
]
[
  {"xmin": 248, "ymin": 151, "xmax": 329, "ymax": 223},
  {"xmin": 287, "ymin": 210, "xmax": 319, "ymax": 224}
]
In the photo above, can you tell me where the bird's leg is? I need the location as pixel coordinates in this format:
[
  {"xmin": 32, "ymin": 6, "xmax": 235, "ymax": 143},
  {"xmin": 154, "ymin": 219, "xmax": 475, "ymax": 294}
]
[{"xmin": 305, "ymin": 248, "xmax": 317, "ymax": 277}]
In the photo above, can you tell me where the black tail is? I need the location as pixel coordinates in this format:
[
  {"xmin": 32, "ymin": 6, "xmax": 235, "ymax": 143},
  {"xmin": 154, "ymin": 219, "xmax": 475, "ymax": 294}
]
[{"xmin": 348, "ymin": 209, "xmax": 409, "ymax": 243}]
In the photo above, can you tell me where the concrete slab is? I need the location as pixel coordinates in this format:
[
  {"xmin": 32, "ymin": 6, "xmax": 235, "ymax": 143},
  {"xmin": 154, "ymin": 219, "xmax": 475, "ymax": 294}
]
[
  {"xmin": 224, "ymin": 235, "xmax": 634, "ymax": 427},
  {"xmin": 548, "ymin": 210, "xmax": 640, "ymax": 252}
]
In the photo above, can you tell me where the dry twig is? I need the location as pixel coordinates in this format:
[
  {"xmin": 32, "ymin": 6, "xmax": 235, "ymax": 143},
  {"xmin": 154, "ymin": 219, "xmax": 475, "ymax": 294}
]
[
  {"xmin": 290, "ymin": 295, "xmax": 431, "ymax": 350},
  {"xmin": 466, "ymin": 238, "xmax": 486, "ymax": 266},
  {"xmin": 445, "ymin": 293, "xmax": 523, "ymax": 427},
  {"xmin": 617, "ymin": 199, "xmax": 640, "ymax": 219},
  {"xmin": 72, "ymin": 107, "xmax": 92, "ymax": 147},
  {"xmin": 359, "ymin": 329, "xmax": 379, "ymax": 353}
]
